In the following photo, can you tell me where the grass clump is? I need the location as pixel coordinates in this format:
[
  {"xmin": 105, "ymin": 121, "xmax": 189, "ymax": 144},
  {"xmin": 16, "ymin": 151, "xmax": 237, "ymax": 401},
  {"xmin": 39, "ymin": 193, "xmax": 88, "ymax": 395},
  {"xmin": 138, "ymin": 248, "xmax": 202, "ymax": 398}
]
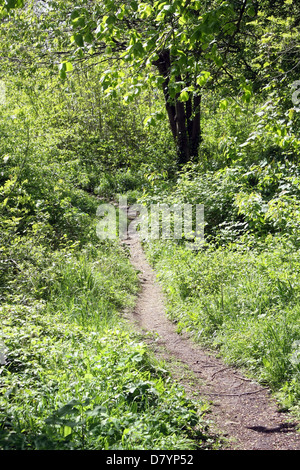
[{"xmin": 145, "ymin": 237, "xmax": 300, "ymax": 416}]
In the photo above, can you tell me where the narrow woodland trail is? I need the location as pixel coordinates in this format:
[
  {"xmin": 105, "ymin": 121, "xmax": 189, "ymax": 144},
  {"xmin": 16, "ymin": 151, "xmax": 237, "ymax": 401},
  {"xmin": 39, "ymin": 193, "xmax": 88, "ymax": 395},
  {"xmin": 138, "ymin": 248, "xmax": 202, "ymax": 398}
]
[{"xmin": 121, "ymin": 209, "xmax": 300, "ymax": 451}]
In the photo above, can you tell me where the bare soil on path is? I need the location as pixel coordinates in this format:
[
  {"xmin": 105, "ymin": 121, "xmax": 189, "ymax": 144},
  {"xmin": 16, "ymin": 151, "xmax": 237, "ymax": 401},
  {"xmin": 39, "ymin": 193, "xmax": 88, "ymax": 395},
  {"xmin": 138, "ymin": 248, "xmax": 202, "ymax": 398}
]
[{"xmin": 122, "ymin": 228, "xmax": 300, "ymax": 450}]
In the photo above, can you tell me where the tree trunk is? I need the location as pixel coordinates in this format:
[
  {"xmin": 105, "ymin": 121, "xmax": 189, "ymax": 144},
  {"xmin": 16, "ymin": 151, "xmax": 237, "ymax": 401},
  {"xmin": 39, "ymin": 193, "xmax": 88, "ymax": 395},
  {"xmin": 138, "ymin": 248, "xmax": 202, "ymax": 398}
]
[
  {"xmin": 190, "ymin": 94, "xmax": 201, "ymax": 159},
  {"xmin": 175, "ymin": 97, "xmax": 190, "ymax": 166},
  {"xmin": 153, "ymin": 49, "xmax": 201, "ymax": 168},
  {"xmin": 152, "ymin": 50, "xmax": 177, "ymax": 141}
]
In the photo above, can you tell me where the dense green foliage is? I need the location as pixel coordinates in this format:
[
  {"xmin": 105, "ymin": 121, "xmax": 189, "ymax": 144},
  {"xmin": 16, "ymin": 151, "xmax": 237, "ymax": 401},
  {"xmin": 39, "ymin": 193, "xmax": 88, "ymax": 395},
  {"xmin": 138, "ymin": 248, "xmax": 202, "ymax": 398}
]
[
  {"xmin": 1, "ymin": 0, "xmax": 300, "ymax": 450},
  {"xmin": 0, "ymin": 78, "xmax": 211, "ymax": 450},
  {"xmin": 140, "ymin": 76, "xmax": 300, "ymax": 415},
  {"xmin": 1, "ymin": 306, "xmax": 208, "ymax": 449}
]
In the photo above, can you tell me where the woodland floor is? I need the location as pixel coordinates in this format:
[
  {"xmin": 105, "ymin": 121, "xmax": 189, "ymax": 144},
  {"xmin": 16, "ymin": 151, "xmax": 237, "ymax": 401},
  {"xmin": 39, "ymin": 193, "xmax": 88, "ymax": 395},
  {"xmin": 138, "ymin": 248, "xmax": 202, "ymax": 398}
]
[{"xmin": 121, "ymin": 208, "xmax": 300, "ymax": 451}]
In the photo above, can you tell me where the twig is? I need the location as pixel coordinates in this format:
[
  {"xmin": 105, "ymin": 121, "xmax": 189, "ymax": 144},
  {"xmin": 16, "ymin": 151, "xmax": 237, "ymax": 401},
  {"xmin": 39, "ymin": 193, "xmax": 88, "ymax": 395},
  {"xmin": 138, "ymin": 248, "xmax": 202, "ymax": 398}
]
[
  {"xmin": 211, "ymin": 367, "xmax": 230, "ymax": 379},
  {"xmin": 206, "ymin": 388, "xmax": 269, "ymax": 397},
  {"xmin": 232, "ymin": 373, "xmax": 253, "ymax": 382}
]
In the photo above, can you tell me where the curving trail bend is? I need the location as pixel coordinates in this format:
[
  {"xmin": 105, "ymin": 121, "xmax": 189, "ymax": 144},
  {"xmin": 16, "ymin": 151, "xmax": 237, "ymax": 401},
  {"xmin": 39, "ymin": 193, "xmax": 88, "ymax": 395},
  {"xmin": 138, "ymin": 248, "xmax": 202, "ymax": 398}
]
[{"xmin": 122, "ymin": 216, "xmax": 300, "ymax": 450}]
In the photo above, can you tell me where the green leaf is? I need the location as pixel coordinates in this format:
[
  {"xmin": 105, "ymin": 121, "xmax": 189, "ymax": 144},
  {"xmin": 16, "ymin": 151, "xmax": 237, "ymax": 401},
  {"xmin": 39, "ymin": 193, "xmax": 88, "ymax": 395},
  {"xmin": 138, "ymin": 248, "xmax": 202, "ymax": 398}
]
[
  {"xmin": 65, "ymin": 62, "xmax": 73, "ymax": 72},
  {"xmin": 74, "ymin": 33, "xmax": 84, "ymax": 47},
  {"xmin": 214, "ymin": 55, "xmax": 223, "ymax": 67},
  {"xmin": 58, "ymin": 62, "xmax": 72, "ymax": 79},
  {"xmin": 84, "ymin": 31, "xmax": 94, "ymax": 44},
  {"xmin": 59, "ymin": 63, "xmax": 66, "ymax": 79},
  {"xmin": 247, "ymin": 5, "xmax": 256, "ymax": 17},
  {"xmin": 70, "ymin": 10, "xmax": 80, "ymax": 20},
  {"xmin": 130, "ymin": 1, "xmax": 138, "ymax": 11},
  {"xmin": 106, "ymin": 15, "xmax": 116, "ymax": 26},
  {"xmin": 242, "ymin": 90, "xmax": 252, "ymax": 104},
  {"xmin": 179, "ymin": 90, "xmax": 189, "ymax": 102},
  {"xmin": 143, "ymin": 114, "xmax": 158, "ymax": 127},
  {"xmin": 72, "ymin": 16, "xmax": 85, "ymax": 28},
  {"xmin": 197, "ymin": 71, "xmax": 211, "ymax": 86},
  {"xmin": 219, "ymin": 99, "xmax": 228, "ymax": 111},
  {"xmin": 63, "ymin": 426, "xmax": 72, "ymax": 437}
]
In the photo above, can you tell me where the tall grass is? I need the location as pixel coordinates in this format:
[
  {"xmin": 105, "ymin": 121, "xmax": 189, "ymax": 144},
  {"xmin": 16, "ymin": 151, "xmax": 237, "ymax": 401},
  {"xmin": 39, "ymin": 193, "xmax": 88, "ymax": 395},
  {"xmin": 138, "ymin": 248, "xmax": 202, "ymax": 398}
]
[
  {"xmin": 44, "ymin": 243, "xmax": 138, "ymax": 329},
  {"xmin": 145, "ymin": 238, "xmax": 300, "ymax": 416}
]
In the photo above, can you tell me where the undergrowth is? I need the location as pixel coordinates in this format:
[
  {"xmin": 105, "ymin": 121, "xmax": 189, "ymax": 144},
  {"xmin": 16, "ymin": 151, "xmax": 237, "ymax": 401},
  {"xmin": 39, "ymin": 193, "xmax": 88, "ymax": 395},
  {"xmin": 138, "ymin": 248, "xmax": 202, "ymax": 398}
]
[
  {"xmin": 145, "ymin": 237, "xmax": 300, "ymax": 417},
  {"xmin": 0, "ymin": 302, "xmax": 209, "ymax": 450},
  {"xmin": 141, "ymin": 159, "xmax": 300, "ymax": 418},
  {"xmin": 0, "ymin": 231, "xmax": 212, "ymax": 450}
]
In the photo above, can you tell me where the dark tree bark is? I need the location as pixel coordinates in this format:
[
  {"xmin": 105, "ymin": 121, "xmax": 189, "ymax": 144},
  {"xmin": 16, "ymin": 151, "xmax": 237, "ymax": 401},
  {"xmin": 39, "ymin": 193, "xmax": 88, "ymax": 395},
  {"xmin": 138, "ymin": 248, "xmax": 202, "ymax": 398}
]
[
  {"xmin": 152, "ymin": 50, "xmax": 177, "ymax": 141},
  {"xmin": 175, "ymin": 97, "xmax": 190, "ymax": 165},
  {"xmin": 190, "ymin": 94, "xmax": 201, "ymax": 159},
  {"xmin": 153, "ymin": 49, "xmax": 201, "ymax": 168}
]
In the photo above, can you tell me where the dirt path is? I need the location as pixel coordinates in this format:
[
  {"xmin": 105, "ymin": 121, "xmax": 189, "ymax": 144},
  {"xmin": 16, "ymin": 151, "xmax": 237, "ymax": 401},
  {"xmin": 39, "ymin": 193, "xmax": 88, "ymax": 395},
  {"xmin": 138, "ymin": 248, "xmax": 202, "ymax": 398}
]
[{"xmin": 122, "ymin": 223, "xmax": 300, "ymax": 450}]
